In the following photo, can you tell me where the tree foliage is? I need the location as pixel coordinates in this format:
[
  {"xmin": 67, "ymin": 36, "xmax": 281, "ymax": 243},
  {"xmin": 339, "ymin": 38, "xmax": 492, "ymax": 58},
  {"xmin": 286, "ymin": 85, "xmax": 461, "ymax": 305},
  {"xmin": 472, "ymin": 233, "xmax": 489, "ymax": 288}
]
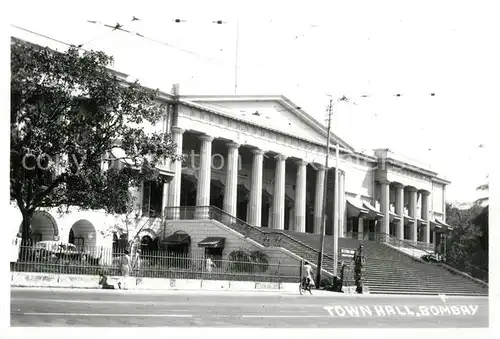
[
  {"xmin": 445, "ymin": 203, "xmax": 488, "ymax": 274},
  {"xmin": 10, "ymin": 38, "xmax": 180, "ymax": 244}
]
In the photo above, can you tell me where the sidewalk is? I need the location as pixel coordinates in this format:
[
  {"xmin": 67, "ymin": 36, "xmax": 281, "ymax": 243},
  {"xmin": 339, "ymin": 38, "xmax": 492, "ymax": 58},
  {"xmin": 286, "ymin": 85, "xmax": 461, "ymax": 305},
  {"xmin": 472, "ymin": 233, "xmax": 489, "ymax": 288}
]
[{"xmin": 10, "ymin": 271, "xmax": 300, "ymax": 293}]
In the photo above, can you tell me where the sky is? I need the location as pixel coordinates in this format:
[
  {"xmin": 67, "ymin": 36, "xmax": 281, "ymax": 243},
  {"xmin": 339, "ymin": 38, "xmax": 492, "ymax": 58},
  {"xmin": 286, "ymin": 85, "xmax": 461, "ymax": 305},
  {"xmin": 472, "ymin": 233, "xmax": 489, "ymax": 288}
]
[{"xmin": 6, "ymin": 0, "xmax": 499, "ymax": 202}]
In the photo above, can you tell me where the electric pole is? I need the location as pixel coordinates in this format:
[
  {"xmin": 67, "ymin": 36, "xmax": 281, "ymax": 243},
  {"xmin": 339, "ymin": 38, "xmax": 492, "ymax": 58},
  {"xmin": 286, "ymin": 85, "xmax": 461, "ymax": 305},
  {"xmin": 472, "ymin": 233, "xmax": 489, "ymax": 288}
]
[{"xmin": 316, "ymin": 98, "xmax": 333, "ymax": 287}]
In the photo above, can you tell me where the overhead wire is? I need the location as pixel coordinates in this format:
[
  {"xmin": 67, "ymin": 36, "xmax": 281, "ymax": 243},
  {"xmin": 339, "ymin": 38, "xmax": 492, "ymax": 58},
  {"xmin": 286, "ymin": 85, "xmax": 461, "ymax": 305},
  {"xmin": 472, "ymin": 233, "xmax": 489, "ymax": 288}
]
[{"xmin": 11, "ymin": 20, "xmax": 439, "ymax": 100}]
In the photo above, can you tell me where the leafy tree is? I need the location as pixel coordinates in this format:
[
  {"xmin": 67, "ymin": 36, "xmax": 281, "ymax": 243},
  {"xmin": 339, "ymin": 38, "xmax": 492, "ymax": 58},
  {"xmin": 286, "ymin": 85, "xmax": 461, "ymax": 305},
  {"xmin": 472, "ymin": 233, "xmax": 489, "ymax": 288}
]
[
  {"xmin": 445, "ymin": 202, "xmax": 488, "ymax": 276},
  {"xmin": 11, "ymin": 38, "xmax": 180, "ymax": 245}
]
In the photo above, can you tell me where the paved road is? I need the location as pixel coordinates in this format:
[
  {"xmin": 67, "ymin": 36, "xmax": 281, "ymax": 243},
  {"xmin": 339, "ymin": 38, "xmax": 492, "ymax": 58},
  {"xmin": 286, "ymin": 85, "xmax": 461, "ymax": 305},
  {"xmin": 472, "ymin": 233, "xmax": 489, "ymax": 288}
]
[{"xmin": 11, "ymin": 288, "xmax": 489, "ymax": 327}]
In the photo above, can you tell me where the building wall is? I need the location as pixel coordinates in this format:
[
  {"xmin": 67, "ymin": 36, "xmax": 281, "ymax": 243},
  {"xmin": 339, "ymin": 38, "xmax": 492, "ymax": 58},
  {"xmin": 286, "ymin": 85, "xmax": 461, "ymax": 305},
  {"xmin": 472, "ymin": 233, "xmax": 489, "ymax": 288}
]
[
  {"xmin": 344, "ymin": 160, "xmax": 375, "ymax": 198},
  {"xmin": 177, "ymin": 105, "xmax": 327, "ymax": 165},
  {"xmin": 198, "ymin": 100, "xmax": 327, "ymax": 144},
  {"xmin": 432, "ymin": 182, "xmax": 444, "ymax": 214},
  {"xmin": 164, "ymin": 220, "xmax": 301, "ymax": 277}
]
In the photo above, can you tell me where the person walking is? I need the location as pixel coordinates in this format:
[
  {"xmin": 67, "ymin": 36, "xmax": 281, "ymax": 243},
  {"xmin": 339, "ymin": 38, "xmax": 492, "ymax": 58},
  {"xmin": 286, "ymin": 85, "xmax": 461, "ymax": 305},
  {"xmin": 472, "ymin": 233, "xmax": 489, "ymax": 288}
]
[
  {"xmin": 119, "ymin": 249, "xmax": 132, "ymax": 290},
  {"xmin": 206, "ymin": 255, "xmax": 216, "ymax": 273}
]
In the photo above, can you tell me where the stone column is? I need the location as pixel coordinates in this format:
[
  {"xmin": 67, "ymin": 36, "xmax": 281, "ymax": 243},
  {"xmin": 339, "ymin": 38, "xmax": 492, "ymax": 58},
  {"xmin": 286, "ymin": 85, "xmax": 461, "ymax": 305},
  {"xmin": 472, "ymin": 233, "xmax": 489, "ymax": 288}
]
[
  {"xmin": 248, "ymin": 149, "xmax": 264, "ymax": 226},
  {"xmin": 358, "ymin": 217, "xmax": 364, "ymax": 241},
  {"xmin": 421, "ymin": 191, "xmax": 431, "ymax": 244},
  {"xmin": 288, "ymin": 206, "xmax": 295, "ymax": 231},
  {"xmin": 380, "ymin": 180, "xmax": 391, "ymax": 237},
  {"xmin": 294, "ymin": 160, "xmax": 307, "ymax": 233},
  {"xmin": 268, "ymin": 200, "xmax": 273, "ymax": 227},
  {"xmin": 223, "ymin": 142, "xmax": 240, "ymax": 218},
  {"xmin": 195, "ymin": 134, "xmax": 214, "ymax": 219},
  {"xmin": 313, "ymin": 164, "xmax": 325, "ymax": 235},
  {"xmin": 394, "ymin": 183, "xmax": 405, "ymax": 240},
  {"xmin": 272, "ymin": 154, "xmax": 288, "ymax": 230},
  {"xmin": 161, "ymin": 182, "xmax": 169, "ymax": 217},
  {"xmin": 408, "ymin": 187, "xmax": 418, "ymax": 243},
  {"xmin": 167, "ymin": 127, "xmax": 184, "ymax": 219}
]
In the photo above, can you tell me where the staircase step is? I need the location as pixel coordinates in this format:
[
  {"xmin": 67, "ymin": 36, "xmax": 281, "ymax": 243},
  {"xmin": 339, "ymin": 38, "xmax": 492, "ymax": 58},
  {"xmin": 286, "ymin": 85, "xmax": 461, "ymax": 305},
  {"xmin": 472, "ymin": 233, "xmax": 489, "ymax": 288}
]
[{"xmin": 217, "ymin": 219, "xmax": 487, "ymax": 296}]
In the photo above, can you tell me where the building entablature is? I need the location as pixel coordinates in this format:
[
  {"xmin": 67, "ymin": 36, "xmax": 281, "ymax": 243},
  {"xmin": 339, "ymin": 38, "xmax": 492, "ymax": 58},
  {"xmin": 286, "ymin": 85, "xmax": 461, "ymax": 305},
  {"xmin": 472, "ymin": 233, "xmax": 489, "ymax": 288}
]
[{"xmin": 176, "ymin": 100, "xmax": 357, "ymax": 168}]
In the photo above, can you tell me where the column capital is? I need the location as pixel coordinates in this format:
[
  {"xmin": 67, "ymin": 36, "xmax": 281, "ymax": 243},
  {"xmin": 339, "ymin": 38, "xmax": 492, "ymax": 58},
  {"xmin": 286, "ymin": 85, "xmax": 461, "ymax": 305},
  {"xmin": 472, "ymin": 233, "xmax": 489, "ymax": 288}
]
[
  {"xmin": 419, "ymin": 189, "xmax": 430, "ymax": 196},
  {"xmin": 227, "ymin": 142, "xmax": 240, "ymax": 149},
  {"xmin": 313, "ymin": 163, "xmax": 325, "ymax": 171},
  {"xmin": 406, "ymin": 186, "xmax": 417, "ymax": 193},
  {"xmin": 393, "ymin": 182, "xmax": 404, "ymax": 189},
  {"xmin": 275, "ymin": 153, "xmax": 288, "ymax": 161},
  {"xmin": 251, "ymin": 148, "xmax": 265, "ymax": 155},
  {"xmin": 199, "ymin": 134, "xmax": 214, "ymax": 142},
  {"xmin": 171, "ymin": 127, "xmax": 185, "ymax": 134},
  {"xmin": 295, "ymin": 159, "xmax": 308, "ymax": 167},
  {"xmin": 378, "ymin": 179, "xmax": 391, "ymax": 185}
]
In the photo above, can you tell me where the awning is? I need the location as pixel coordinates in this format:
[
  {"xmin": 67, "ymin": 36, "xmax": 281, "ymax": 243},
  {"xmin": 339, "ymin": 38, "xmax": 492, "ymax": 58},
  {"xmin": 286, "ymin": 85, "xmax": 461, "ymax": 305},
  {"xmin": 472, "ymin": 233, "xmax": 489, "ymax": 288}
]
[
  {"xmin": 163, "ymin": 232, "xmax": 191, "ymax": 245},
  {"xmin": 404, "ymin": 214, "xmax": 415, "ymax": 225},
  {"xmin": 430, "ymin": 219, "xmax": 443, "ymax": 230},
  {"xmin": 362, "ymin": 202, "xmax": 384, "ymax": 220},
  {"xmin": 435, "ymin": 218, "xmax": 453, "ymax": 231},
  {"xmin": 389, "ymin": 210, "xmax": 401, "ymax": 222},
  {"xmin": 198, "ymin": 237, "xmax": 225, "ymax": 248},
  {"xmin": 417, "ymin": 217, "xmax": 428, "ymax": 228},
  {"xmin": 347, "ymin": 199, "xmax": 369, "ymax": 218},
  {"xmin": 404, "ymin": 214, "xmax": 415, "ymax": 220}
]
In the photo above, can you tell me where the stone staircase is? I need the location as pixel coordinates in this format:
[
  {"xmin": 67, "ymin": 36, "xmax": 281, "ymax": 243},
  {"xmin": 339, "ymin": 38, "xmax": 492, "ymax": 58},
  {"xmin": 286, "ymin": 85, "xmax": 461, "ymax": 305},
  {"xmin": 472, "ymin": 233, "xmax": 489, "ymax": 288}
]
[{"xmin": 165, "ymin": 206, "xmax": 488, "ymax": 296}]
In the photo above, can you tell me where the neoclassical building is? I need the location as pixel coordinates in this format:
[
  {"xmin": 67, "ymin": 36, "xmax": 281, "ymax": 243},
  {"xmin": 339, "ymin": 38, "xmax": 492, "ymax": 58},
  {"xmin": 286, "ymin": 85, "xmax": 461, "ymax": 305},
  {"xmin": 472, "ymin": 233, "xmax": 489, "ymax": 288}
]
[
  {"xmin": 9, "ymin": 37, "xmax": 452, "ymax": 261},
  {"xmin": 160, "ymin": 94, "xmax": 452, "ymax": 251}
]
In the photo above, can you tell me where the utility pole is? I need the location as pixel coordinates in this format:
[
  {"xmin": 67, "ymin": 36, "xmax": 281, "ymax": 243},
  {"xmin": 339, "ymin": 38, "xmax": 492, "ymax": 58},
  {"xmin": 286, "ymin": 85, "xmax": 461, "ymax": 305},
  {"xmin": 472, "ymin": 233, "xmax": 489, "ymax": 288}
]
[
  {"xmin": 333, "ymin": 142, "xmax": 340, "ymax": 276},
  {"xmin": 316, "ymin": 99, "xmax": 333, "ymax": 287}
]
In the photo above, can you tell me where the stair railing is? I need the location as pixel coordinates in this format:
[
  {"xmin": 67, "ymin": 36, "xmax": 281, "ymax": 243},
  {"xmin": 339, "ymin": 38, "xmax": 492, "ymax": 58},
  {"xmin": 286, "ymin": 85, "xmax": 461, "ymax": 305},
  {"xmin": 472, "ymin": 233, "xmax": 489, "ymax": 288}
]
[
  {"xmin": 376, "ymin": 232, "xmax": 434, "ymax": 258},
  {"xmin": 164, "ymin": 205, "xmax": 340, "ymax": 276}
]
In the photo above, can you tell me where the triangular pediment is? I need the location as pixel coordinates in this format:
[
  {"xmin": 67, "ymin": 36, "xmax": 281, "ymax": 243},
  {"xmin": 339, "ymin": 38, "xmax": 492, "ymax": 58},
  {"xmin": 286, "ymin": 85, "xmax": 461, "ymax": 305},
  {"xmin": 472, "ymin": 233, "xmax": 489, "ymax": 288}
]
[{"xmin": 181, "ymin": 95, "xmax": 353, "ymax": 151}]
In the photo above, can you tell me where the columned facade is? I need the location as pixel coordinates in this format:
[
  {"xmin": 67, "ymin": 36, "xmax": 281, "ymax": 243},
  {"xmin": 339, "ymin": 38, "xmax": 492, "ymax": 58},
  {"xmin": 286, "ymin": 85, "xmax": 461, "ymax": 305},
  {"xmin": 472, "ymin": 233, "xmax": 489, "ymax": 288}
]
[
  {"xmin": 156, "ymin": 101, "xmax": 449, "ymax": 253},
  {"xmin": 380, "ymin": 180, "xmax": 391, "ymax": 236},
  {"xmin": 167, "ymin": 127, "xmax": 185, "ymax": 219},
  {"xmin": 394, "ymin": 183, "xmax": 405, "ymax": 240},
  {"xmin": 408, "ymin": 187, "xmax": 418, "ymax": 244},
  {"xmin": 294, "ymin": 160, "xmax": 307, "ymax": 233},
  {"xmin": 223, "ymin": 142, "xmax": 240, "ymax": 217},
  {"xmin": 313, "ymin": 164, "xmax": 325, "ymax": 235},
  {"xmin": 421, "ymin": 191, "xmax": 430, "ymax": 243},
  {"xmin": 195, "ymin": 135, "xmax": 214, "ymax": 218},
  {"xmin": 248, "ymin": 149, "xmax": 264, "ymax": 226},
  {"xmin": 272, "ymin": 154, "xmax": 288, "ymax": 230}
]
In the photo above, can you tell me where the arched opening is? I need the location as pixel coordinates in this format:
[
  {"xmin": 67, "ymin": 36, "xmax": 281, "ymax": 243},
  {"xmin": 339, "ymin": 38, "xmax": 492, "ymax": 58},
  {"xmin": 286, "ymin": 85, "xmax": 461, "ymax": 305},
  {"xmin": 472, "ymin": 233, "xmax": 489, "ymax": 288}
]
[
  {"xmin": 140, "ymin": 235, "xmax": 159, "ymax": 254},
  {"xmin": 69, "ymin": 219, "xmax": 97, "ymax": 255},
  {"xmin": 20, "ymin": 211, "xmax": 59, "ymax": 244}
]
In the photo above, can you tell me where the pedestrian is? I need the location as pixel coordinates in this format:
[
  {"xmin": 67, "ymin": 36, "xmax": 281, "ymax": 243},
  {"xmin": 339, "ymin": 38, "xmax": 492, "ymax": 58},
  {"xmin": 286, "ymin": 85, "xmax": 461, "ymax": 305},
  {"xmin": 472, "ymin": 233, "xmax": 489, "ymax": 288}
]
[
  {"xmin": 206, "ymin": 255, "xmax": 216, "ymax": 273},
  {"xmin": 119, "ymin": 248, "xmax": 132, "ymax": 290},
  {"xmin": 134, "ymin": 248, "xmax": 142, "ymax": 276},
  {"xmin": 305, "ymin": 261, "xmax": 315, "ymax": 285}
]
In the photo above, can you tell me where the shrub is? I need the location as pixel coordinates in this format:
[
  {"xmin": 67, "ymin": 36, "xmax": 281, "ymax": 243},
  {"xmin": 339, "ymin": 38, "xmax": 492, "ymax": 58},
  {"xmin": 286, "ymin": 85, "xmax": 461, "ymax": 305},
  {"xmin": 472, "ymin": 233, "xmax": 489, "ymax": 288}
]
[
  {"xmin": 228, "ymin": 249, "xmax": 252, "ymax": 273},
  {"xmin": 228, "ymin": 249, "xmax": 270, "ymax": 274},
  {"xmin": 249, "ymin": 250, "xmax": 270, "ymax": 273}
]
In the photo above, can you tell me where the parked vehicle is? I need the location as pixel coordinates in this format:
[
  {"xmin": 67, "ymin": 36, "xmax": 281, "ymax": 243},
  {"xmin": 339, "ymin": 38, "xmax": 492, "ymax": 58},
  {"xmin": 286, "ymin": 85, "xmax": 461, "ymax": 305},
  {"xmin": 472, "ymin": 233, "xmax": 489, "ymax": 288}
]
[{"xmin": 32, "ymin": 241, "xmax": 85, "ymax": 262}]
